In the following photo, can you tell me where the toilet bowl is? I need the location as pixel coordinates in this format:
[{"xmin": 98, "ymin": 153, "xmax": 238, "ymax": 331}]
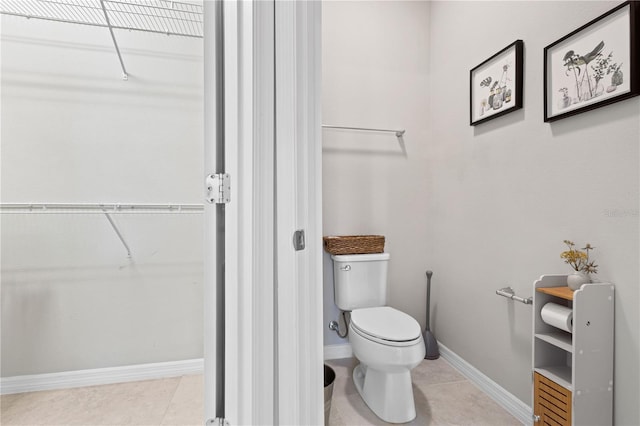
[
  {"xmin": 331, "ymin": 253, "xmax": 424, "ymax": 422},
  {"xmin": 349, "ymin": 306, "xmax": 425, "ymax": 423}
]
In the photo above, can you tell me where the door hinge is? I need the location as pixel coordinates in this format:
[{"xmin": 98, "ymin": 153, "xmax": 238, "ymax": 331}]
[
  {"xmin": 206, "ymin": 418, "xmax": 229, "ymax": 426},
  {"xmin": 206, "ymin": 173, "xmax": 231, "ymax": 204}
]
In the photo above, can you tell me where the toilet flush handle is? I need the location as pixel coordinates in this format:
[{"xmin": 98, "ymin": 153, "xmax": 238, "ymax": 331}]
[{"xmin": 340, "ymin": 265, "xmax": 351, "ymax": 271}]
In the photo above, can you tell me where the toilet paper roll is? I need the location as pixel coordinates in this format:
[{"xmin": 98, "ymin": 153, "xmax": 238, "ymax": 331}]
[{"xmin": 541, "ymin": 303, "xmax": 573, "ymax": 333}]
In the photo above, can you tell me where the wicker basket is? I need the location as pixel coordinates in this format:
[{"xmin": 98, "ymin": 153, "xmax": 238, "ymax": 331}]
[{"xmin": 323, "ymin": 235, "xmax": 385, "ymax": 255}]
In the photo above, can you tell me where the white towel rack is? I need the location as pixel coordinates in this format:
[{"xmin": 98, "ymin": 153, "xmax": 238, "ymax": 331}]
[
  {"xmin": 322, "ymin": 124, "xmax": 405, "ymax": 138},
  {"xmin": 0, "ymin": 0, "xmax": 204, "ymax": 79}
]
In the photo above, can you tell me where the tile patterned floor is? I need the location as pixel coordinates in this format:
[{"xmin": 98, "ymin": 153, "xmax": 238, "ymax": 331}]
[
  {"xmin": 325, "ymin": 357, "xmax": 522, "ymax": 426},
  {"xmin": 0, "ymin": 375, "xmax": 203, "ymax": 426},
  {"xmin": 1, "ymin": 358, "xmax": 521, "ymax": 425}
]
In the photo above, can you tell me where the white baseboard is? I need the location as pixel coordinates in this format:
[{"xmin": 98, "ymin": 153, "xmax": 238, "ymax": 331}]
[
  {"xmin": 1, "ymin": 358, "xmax": 204, "ymax": 395},
  {"xmin": 323, "ymin": 343, "xmax": 352, "ymax": 360},
  {"xmin": 439, "ymin": 343, "xmax": 532, "ymax": 426}
]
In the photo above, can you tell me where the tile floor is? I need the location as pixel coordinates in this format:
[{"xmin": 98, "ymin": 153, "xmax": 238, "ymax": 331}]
[
  {"xmin": 0, "ymin": 375, "xmax": 203, "ymax": 426},
  {"xmin": 326, "ymin": 357, "xmax": 521, "ymax": 426},
  {"xmin": 1, "ymin": 358, "xmax": 521, "ymax": 425}
]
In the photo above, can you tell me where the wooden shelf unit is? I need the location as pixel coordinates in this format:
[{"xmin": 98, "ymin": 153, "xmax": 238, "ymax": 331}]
[
  {"xmin": 536, "ymin": 286, "xmax": 574, "ymax": 300},
  {"xmin": 532, "ymin": 275, "xmax": 614, "ymax": 426}
]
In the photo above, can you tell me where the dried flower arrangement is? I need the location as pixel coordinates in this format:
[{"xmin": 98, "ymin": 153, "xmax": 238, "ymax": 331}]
[{"xmin": 561, "ymin": 240, "xmax": 598, "ymax": 274}]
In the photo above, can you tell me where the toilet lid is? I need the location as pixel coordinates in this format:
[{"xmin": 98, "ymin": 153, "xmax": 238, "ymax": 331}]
[{"xmin": 351, "ymin": 306, "xmax": 422, "ymax": 342}]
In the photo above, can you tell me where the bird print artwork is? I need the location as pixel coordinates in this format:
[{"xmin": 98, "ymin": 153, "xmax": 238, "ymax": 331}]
[
  {"xmin": 544, "ymin": 2, "xmax": 636, "ymax": 122},
  {"xmin": 557, "ymin": 40, "xmax": 622, "ymax": 110}
]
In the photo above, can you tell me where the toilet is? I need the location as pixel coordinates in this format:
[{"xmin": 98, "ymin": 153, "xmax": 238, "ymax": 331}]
[{"xmin": 332, "ymin": 253, "xmax": 425, "ymax": 423}]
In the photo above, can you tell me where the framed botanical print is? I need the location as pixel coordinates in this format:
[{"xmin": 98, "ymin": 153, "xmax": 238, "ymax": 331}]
[
  {"xmin": 544, "ymin": 1, "xmax": 639, "ymax": 122},
  {"xmin": 470, "ymin": 40, "xmax": 524, "ymax": 126}
]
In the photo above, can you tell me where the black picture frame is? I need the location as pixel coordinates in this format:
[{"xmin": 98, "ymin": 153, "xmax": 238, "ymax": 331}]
[
  {"xmin": 544, "ymin": 1, "xmax": 639, "ymax": 122},
  {"xmin": 470, "ymin": 40, "xmax": 524, "ymax": 126}
]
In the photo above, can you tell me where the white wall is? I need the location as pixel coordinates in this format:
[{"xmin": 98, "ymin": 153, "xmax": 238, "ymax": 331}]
[
  {"xmin": 1, "ymin": 16, "xmax": 204, "ymax": 376},
  {"xmin": 322, "ymin": 1, "xmax": 431, "ymax": 345},
  {"xmin": 427, "ymin": 2, "xmax": 639, "ymax": 425}
]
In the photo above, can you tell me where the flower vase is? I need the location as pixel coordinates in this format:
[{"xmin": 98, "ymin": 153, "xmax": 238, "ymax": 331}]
[
  {"xmin": 612, "ymin": 69, "xmax": 623, "ymax": 86},
  {"xmin": 567, "ymin": 271, "xmax": 590, "ymax": 291}
]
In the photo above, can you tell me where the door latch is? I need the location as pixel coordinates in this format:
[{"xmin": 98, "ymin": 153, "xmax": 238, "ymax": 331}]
[{"xmin": 293, "ymin": 229, "xmax": 305, "ymax": 251}]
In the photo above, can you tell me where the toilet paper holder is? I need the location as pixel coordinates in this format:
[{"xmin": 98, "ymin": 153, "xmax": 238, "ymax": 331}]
[{"xmin": 496, "ymin": 286, "xmax": 533, "ymax": 305}]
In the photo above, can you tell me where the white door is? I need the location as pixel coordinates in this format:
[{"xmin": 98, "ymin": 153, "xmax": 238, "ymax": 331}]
[
  {"xmin": 274, "ymin": 0, "xmax": 323, "ymax": 423},
  {"xmin": 203, "ymin": 1, "xmax": 322, "ymax": 424}
]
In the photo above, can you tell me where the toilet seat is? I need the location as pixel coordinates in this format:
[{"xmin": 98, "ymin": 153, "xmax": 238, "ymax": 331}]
[{"xmin": 351, "ymin": 306, "xmax": 422, "ymax": 347}]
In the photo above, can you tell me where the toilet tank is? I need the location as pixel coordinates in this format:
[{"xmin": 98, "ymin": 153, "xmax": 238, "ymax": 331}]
[{"xmin": 332, "ymin": 253, "xmax": 390, "ymax": 311}]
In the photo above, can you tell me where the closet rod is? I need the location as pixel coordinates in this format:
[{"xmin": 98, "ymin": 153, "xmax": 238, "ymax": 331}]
[
  {"xmin": 0, "ymin": 203, "xmax": 204, "ymax": 214},
  {"xmin": 322, "ymin": 124, "xmax": 406, "ymax": 138}
]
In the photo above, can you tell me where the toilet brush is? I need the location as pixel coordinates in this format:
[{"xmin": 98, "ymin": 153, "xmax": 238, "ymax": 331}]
[{"xmin": 423, "ymin": 270, "xmax": 440, "ymax": 360}]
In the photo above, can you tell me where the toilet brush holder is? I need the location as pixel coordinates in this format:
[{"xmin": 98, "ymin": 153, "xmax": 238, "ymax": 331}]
[{"xmin": 423, "ymin": 270, "xmax": 440, "ymax": 360}]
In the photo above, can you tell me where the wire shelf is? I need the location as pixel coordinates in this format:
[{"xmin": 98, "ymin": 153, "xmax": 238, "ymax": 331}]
[
  {"xmin": 0, "ymin": 203, "xmax": 204, "ymax": 214},
  {"xmin": 0, "ymin": 0, "xmax": 203, "ymax": 38},
  {"xmin": 0, "ymin": 202, "xmax": 204, "ymax": 257}
]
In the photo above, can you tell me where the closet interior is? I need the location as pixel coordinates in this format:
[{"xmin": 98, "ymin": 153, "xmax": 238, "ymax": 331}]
[{"xmin": 1, "ymin": 0, "xmax": 205, "ymax": 380}]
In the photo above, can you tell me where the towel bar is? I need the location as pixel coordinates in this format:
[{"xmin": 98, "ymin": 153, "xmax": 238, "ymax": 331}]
[{"xmin": 322, "ymin": 124, "xmax": 405, "ymax": 138}]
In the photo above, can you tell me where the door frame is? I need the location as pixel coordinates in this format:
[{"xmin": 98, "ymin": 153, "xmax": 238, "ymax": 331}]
[{"xmin": 203, "ymin": 1, "xmax": 322, "ymax": 424}]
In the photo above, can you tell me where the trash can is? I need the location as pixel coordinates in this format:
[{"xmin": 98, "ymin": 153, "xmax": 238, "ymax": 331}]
[{"xmin": 324, "ymin": 364, "xmax": 336, "ymax": 425}]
